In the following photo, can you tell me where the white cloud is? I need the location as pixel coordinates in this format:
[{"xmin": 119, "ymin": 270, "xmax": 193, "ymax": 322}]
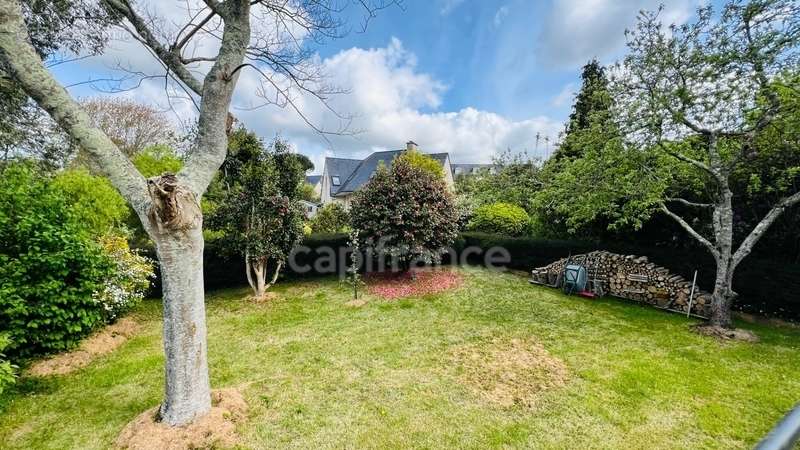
[
  {"xmin": 537, "ymin": 0, "xmax": 701, "ymax": 68},
  {"xmin": 440, "ymin": 0, "xmax": 466, "ymax": 15},
  {"xmin": 228, "ymin": 38, "xmax": 564, "ymax": 166},
  {"xmin": 551, "ymin": 82, "xmax": 577, "ymax": 107},
  {"xmin": 493, "ymin": 5, "xmax": 510, "ymax": 28},
  {"xmin": 64, "ymin": 24, "xmax": 565, "ymax": 169}
]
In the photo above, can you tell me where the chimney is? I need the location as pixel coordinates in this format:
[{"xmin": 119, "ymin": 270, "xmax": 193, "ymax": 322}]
[{"xmin": 406, "ymin": 140, "xmax": 418, "ymax": 151}]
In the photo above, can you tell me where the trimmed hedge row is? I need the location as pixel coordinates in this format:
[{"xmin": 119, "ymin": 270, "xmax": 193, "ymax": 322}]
[
  {"xmin": 458, "ymin": 232, "xmax": 800, "ymax": 320},
  {"xmin": 148, "ymin": 232, "xmax": 800, "ymax": 320}
]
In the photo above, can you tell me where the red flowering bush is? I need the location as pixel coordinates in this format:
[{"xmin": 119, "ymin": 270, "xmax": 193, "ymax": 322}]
[{"xmin": 350, "ymin": 157, "xmax": 459, "ymax": 270}]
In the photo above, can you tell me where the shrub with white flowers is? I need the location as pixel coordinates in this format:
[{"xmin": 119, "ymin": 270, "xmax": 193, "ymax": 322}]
[{"xmin": 93, "ymin": 235, "xmax": 155, "ymax": 321}]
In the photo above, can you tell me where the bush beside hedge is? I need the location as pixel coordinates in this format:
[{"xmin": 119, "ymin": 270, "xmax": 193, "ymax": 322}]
[
  {"xmin": 468, "ymin": 203, "xmax": 531, "ymax": 236},
  {"xmin": 0, "ymin": 164, "xmax": 115, "ymax": 357}
]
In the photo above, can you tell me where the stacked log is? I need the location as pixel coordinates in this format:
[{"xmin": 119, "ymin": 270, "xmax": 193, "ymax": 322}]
[{"xmin": 530, "ymin": 250, "xmax": 711, "ymax": 318}]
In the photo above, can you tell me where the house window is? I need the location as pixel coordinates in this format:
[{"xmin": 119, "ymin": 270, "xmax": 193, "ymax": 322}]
[
  {"xmin": 307, "ymin": 206, "xmax": 313, "ymax": 213},
  {"xmin": 454, "ymin": 167, "xmax": 463, "ymax": 175},
  {"xmin": 331, "ymin": 176, "xmax": 340, "ymax": 186}
]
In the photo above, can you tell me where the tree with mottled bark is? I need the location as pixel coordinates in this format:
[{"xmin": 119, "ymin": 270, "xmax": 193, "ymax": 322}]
[
  {"xmin": 614, "ymin": 1, "xmax": 800, "ymax": 330},
  {"xmin": 0, "ymin": 0, "xmax": 395, "ymax": 426}
]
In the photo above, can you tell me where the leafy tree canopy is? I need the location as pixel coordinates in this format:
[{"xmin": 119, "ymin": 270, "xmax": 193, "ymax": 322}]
[
  {"xmin": 455, "ymin": 150, "xmax": 541, "ymax": 214},
  {"xmin": 395, "ymin": 149, "xmax": 445, "ymax": 180}
]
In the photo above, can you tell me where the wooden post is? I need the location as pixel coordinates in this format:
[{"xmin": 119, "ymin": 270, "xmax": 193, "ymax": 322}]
[{"xmin": 687, "ymin": 270, "xmax": 698, "ymax": 318}]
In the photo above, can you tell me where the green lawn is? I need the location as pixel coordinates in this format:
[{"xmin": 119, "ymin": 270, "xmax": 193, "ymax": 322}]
[{"xmin": 2, "ymin": 266, "xmax": 799, "ymax": 449}]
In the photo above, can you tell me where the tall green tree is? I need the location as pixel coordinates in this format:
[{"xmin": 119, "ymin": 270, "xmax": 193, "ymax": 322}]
[
  {"xmin": 536, "ymin": 60, "xmax": 619, "ymax": 238},
  {"xmin": 454, "ymin": 150, "xmax": 541, "ymax": 215},
  {"xmin": 540, "ymin": 1, "xmax": 800, "ymax": 331},
  {"xmin": 552, "ymin": 59, "xmax": 614, "ymax": 161}
]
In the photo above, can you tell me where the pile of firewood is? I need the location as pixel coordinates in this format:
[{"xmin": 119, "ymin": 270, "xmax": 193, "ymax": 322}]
[{"xmin": 530, "ymin": 250, "xmax": 712, "ymax": 318}]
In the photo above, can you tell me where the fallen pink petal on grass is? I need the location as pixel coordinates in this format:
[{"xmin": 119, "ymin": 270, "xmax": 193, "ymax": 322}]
[{"xmin": 365, "ymin": 269, "xmax": 464, "ymax": 300}]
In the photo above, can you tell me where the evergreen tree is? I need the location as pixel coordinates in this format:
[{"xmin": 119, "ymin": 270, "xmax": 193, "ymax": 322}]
[{"xmin": 552, "ymin": 59, "xmax": 614, "ymax": 161}]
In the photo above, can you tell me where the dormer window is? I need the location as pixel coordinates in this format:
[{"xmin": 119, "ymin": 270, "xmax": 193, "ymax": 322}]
[{"xmin": 331, "ymin": 176, "xmax": 341, "ymax": 186}]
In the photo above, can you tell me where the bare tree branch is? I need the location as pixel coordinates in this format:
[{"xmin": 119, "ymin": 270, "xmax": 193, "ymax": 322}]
[
  {"xmin": 654, "ymin": 140, "xmax": 717, "ymax": 178},
  {"xmin": 178, "ymin": 0, "xmax": 252, "ymax": 194},
  {"xmin": 659, "ymin": 203, "xmax": 720, "ymax": 259},
  {"xmin": 666, "ymin": 198, "xmax": 713, "ymax": 208},
  {"xmin": 0, "ymin": 0, "xmax": 151, "ymax": 217},
  {"xmin": 732, "ymin": 190, "xmax": 800, "ymax": 269},
  {"xmin": 173, "ymin": 9, "xmax": 217, "ymax": 51},
  {"xmin": 102, "ymin": 0, "xmax": 204, "ymax": 95}
]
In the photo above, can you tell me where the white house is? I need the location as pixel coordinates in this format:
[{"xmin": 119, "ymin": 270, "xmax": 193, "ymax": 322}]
[{"xmin": 299, "ymin": 200, "xmax": 320, "ymax": 219}]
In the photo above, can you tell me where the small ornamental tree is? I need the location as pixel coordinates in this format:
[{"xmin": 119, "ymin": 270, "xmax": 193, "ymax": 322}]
[
  {"xmin": 350, "ymin": 158, "xmax": 459, "ymax": 271},
  {"xmin": 208, "ymin": 132, "xmax": 305, "ymax": 297}
]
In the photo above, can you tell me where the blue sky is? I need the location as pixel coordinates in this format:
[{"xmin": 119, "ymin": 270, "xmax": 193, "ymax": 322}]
[{"xmin": 53, "ymin": 0, "xmax": 712, "ymax": 171}]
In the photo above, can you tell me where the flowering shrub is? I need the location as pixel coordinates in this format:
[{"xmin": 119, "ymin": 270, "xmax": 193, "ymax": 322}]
[
  {"xmin": 350, "ymin": 158, "xmax": 459, "ymax": 270},
  {"xmin": 468, "ymin": 202, "xmax": 531, "ymax": 236},
  {"xmin": 93, "ymin": 235, "xmax": 155, "ymax": 322}
]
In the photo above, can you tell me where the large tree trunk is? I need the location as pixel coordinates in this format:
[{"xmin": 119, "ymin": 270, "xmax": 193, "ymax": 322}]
[
  {"xmin": 147, "ymin": 174, "xmax": 211, "ymax": 425},
  {"xmin": 0, "ymin": 0, "xmax": 252, "ymax": 428},
  {"xmin": 709, "ymin": 259, "xmax": 737, "ymax": 329},
  {"xmin": 154, "ymin": 229, "xmax": 211, "ymax": 425},
  {"xmin": 708, "ymin": 187, "xmax": 736, "ymax": 329}
]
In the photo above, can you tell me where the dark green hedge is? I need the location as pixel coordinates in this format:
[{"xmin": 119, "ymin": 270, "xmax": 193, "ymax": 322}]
[
  {"xmin": 202, "ymin": 233, "xmax": 351, "ymax": 289},
  {"xmin": 148, "ymin": 232, "xmax": 800, "ymax": 320},
  {"xmin": 459, "ymin": 232, "xmax": 800, "ymax": 320}
]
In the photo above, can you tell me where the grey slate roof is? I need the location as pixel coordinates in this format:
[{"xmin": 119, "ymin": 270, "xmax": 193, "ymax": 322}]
[
  {"xmin": 334, "ymin": 150, "xmax": 449, "ymax": 196},
  {"xmin": 324, "ymin": 157, "xmax": 361, "ymax": 197},
  {"xmin": 305, "ymin": 175, "xmax": 321, "ymax": 186}
]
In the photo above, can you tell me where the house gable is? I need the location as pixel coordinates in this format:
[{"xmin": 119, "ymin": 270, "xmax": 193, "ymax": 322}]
[{"xmin": 316, "ymin": 143, "xmax": 457, "ymax": 206}]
